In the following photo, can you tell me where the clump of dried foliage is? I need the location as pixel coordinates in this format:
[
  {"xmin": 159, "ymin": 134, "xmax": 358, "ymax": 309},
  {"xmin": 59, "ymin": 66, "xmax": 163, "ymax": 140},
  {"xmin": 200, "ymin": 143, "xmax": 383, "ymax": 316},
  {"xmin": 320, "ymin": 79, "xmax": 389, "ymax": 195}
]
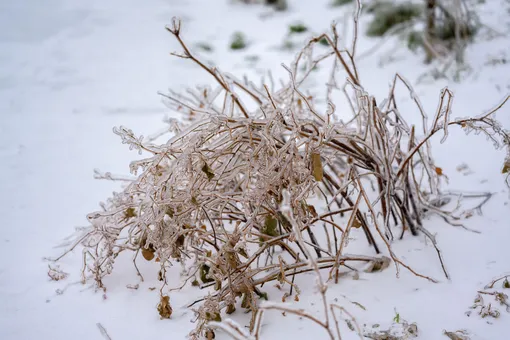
[
  {"xmin": 465, "ymin": 274, "xmax": 510, "ymax": 320},
  {"xmin": 53, "ymin": 1, "xmax": 510, "ymax": 339}
]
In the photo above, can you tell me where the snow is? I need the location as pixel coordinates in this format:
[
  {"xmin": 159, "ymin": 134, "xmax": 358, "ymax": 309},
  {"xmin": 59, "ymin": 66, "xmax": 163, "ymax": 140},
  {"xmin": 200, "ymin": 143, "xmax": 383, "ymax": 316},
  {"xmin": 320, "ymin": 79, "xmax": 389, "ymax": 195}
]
[{"xmin": 0, "ymin": 0, "xmax": 509, "ymax": 339}]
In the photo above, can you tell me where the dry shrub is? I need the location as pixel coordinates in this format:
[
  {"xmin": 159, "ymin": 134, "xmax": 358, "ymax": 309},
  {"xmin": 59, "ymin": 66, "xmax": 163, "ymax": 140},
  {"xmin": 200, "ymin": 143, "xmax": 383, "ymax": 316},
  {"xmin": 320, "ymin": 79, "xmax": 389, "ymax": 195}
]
[{"xmin": 53, "ymin": 2, "xmax": 509, "ymax": 339}]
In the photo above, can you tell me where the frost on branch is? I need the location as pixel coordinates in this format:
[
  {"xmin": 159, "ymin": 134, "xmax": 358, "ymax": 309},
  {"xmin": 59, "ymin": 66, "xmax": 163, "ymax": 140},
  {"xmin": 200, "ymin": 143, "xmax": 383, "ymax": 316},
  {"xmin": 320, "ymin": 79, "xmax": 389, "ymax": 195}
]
[{"xmin": 54, "ymin": 10, "xmax": 509, "ymax": 340}]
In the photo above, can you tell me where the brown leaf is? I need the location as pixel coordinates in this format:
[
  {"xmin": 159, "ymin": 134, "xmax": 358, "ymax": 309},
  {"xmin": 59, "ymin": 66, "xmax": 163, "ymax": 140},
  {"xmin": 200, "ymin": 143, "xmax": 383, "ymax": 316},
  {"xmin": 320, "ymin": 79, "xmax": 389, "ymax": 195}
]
[
  {"xmin": 502, "ymin": 162, "xmax": 510, "ymax": 174},
  {"xmin": 261, "ymin": 215, "xmax": 279, "ymax": 237},
  {"xmin": 157, "ymin": 295, "xmax": 172, "ymax": 319},
  {"xmin": 503, "ymin": 278, "xmax": 510, "ymax": 289},
  {"xmin": 311, "ymin": 152, "xmax": 323, "ymax": 181},
  {"xmin": 435, "ymin": 167, "xmax": 443, "ymax": 176},
  {"xmin": 142, "ymin": 248, "xmax": 155, "ymax": 261},
  {"xmin": 124, "ymin": 207, "xmax": 136, "ymax": 220},
  {"xmin": 352, "ymin": 217, "xmax": 362, "ymax": 229},
  {"xmin": 307, "ymin": 204, "xmax": 318, "ymax": 218},
  {"xmin": 226, "ymin": 304, "xmax": 236, "ymax": 314}
]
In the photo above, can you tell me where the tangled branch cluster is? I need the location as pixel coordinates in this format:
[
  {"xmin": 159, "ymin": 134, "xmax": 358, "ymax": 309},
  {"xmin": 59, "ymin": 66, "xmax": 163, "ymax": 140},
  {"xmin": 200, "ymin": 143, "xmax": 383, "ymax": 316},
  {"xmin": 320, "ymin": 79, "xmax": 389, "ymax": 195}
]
[{"xmin": 54, "ymin": 4, "xmax": 509, "ymax": 339}]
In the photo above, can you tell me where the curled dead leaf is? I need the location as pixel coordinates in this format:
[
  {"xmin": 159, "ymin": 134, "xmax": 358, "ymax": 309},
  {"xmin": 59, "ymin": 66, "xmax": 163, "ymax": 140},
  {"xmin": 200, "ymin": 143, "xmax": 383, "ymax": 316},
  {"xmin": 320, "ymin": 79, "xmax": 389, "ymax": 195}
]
[{"xmin": 157, "ymin": 295, "xmax": 172, "ymax": 319}]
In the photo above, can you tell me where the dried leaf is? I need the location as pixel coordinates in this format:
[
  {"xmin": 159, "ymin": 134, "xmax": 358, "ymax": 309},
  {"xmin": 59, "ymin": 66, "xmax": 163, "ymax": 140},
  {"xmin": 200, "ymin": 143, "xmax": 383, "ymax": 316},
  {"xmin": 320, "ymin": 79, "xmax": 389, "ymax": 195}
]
[
  {"xmin": 261, "ymin": 215, "xmax": 279, "ymax": 238},
  {"xmin": 142, "ymin": 248, "xmax": 155, "ymax": 261},
  {"xmin": 238, "ymin": 248, "xmax": 249, "ymax": 258},
  {"xmin": 352, "ymin": 301, "xmax": 366, "ymax": 310},
  {"xmin": 307, "ymin": 204, "xmax": 318, "ymax": 218},
  {"xmin": 176, "ymin": 234, "xmax": 185, "ymax": 247},
  {"xmin": 226, "ymin": 304, "xmax": 236, "ymax": 314},
  {"xmin": 206, "ymin": 312, "xmax": 222, "ymax": 322},
  {"xmin": 124, "ymin": 207, "xmax": 136, "ymax": 219},
  {"xmin": 311, "ymin": 153, "xmax": 324, "ymax": 181},
  {"xmin": 157, "ymin": 295, "xmax": 172, "ymax": 319},
  {"xmin": 257, "ymin": 291, "xmax": 268, "ymax": 300},
  {"xmin": 311, "ymin": 152, "xmax": 323, "ymax": 181},
  {"xmin": 364, "ymin": 256, "xmax": 391, "ymax": 273},
  {"xmin": 352, "ymin": 217, "xmax": 362, "ymax": 228},
  {"xmin": 435, "ymin": 167, "xmax": 443, "ymax": 176},
  {"xmin": 48, "ymin": 265, "xmax": 68, "ymax": 281},
  {"xmin": 201, "ymin": 162, "xmax": 215, "ymax": 180},
  {"xmin": 200, "ymin": 264, "xmax": 214, "ymax": 283},
  {"xmin": 276, "ymin": 211, "xmax": 293, "ymax": 233},
  {"xmin": 502, "ymin": 162, "xmax": 510, "ymax": 174},
  {"xmin": 241, "ymin": 292, "xmax": 251, "ymax": 309},
  {"xmin": 443, "ymin": 330, "xmax": 470, "ymax": 340},
  {"xmin": 226, "ymin": 251, "xmax": 238, "ymax": 268}
]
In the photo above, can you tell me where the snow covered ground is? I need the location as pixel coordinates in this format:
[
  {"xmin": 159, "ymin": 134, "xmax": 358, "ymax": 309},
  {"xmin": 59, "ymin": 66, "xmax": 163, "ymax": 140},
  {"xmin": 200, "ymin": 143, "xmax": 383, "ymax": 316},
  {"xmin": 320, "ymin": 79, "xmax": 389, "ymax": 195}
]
[{"xmin": 0, "ymin": 0, "xmax": 509, "ymax": 339}]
